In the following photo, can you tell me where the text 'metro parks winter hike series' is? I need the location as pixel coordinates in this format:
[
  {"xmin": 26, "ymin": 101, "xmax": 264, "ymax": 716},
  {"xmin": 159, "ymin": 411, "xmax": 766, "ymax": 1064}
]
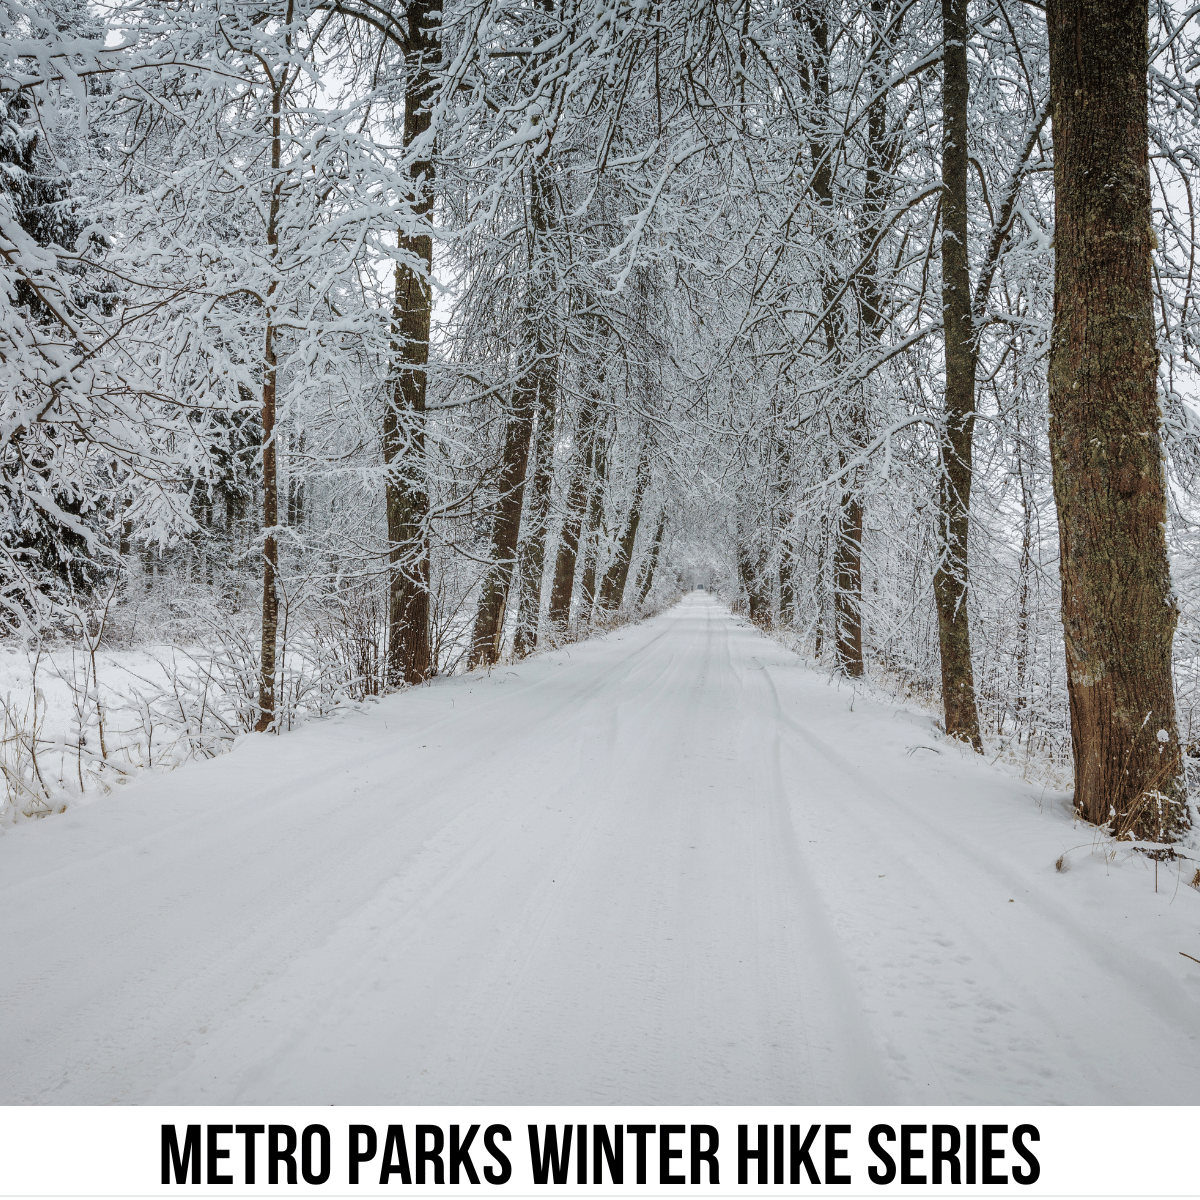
[{"xmin": 2, "ymin": 0, "xmax": 1200, "ymax": 1122}]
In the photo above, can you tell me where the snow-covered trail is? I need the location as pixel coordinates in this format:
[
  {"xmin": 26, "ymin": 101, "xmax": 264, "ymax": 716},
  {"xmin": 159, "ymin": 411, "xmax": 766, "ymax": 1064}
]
[{"xmin": 3, "ymin": 594, "xmax": 1199, "ymax": 1105}]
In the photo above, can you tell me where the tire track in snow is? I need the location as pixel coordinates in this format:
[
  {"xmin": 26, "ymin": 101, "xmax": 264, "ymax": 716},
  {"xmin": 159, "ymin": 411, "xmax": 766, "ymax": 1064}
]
[
  {"xmin": 151, "ymin": 607, "xmax": 714, "ymax": 1103},
  {"xmin": 7, "ymin": 595, "xmax": 1198, "ymax": 1104},
  {"xmin": 752, "ymin": 655, "xmax": 1106, "ymax": 1100},
  {"xmin": 749, "ymin": 635, "xmax": 1197, "ymax": 1102},
  {"xmin": 730, "ymin": 632, "xmax": 896, "ymax": 1103}
]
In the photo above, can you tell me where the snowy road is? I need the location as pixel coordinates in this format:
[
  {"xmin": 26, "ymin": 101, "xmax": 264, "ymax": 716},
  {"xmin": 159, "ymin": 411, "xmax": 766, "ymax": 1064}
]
[{"xmin": 3, "ymin": 593, "xmax": 1199, "ymax": 1104}]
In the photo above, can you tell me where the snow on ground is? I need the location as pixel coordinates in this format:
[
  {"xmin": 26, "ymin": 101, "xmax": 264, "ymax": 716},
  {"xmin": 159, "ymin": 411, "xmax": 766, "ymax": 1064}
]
[
  {"xmin": 2, "ymin": 593, "xmax": 1198, "ymax": 1105},
  {"xmin": 0, "ymin": 643, "xmax": 154, "ymax": 741},
  {"xmin": 0, "ymin": 644, "xmax": 205, "ymax": 790}
]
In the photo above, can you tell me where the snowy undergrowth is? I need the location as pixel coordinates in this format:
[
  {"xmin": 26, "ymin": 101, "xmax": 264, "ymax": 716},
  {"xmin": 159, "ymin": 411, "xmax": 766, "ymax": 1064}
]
[
  {"xmin": 0, "ymin": 595, "xmax": 679, "ymax": 830},
  {"xmin": 1, "ymin": 639, "xmax": 298, "ymax": 828},
  {"xmin": 750, "ymin": 613, "xmax": 1200, "ymax": 879},
  {"xmin": 0, "ymin": 619, "xmax": 375, "ymax": 829}
]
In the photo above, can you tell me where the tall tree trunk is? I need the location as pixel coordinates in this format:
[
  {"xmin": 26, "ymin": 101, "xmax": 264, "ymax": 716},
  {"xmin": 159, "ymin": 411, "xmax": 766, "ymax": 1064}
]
[
  {"xmin": 286, "ymin": 430, "xmax": 305, "ymax": 528},
  {"xmin": 1047, "ymin": 0, "xmax": 1187, "ymax": 839},
  {"xmin": 1012, "ymin": 361, "xmax": 1033, "ymax": 739},
  {"xmin": 812, "ymin": 508, "xmax": 828, "ymax": 656},
  {"xmin": 383, "ymin": 0, "xmax": 441, "ymax": 687},
  {"xmin": 511, "ymin": 149, "xmax": 560, "ymax": 658},
  {"xmin": 773, "ymin": 406, "xmax": 795, "ymax": 628},
  {"xmin": 255, "ymin": 77, "xmax": 286, "ymax": 733},
  {"xmin": 832, "ymin": 0, "xmax": 896, "ymax": 675},
  {"xmin": 547, "ymin": 387, "xmax": 599, "ymax": 630},
  {"xmin": 636, "ymin": 508, "xmax": 667, "ymax": 606},
  {"xmin": 256, "ymin": 320, "xmax": 279, "ymax": 731},
  {"xmin": 934, "ymin": 0, "xmax": 983, "ymax": 750},
  {"xmin": 468, "ymin": 379, "xmax": 535, "ymax": 668},
  {"xmin": 737, "ymin": 531, "xmax": 771, "ymax": 623},
  {"xmin": 597, "ymin": 442, "xmax": 651, "ymax": 611},
  {"xmin": 799, "ymin": 2, "xmax": 865, "ymax": 675},
  {"xmin": 468, "ymin": 157, "xmax": 556, "ymax": 667},
  {"xmin": 833, "ymin": 496, "xmax": 863, "ymax": 667},
  {"xmin": 779, "ymin": 534, "xmax": 795, "ymax": 626},
  {"xmin": 512, "ymin": 363, "xmax": 556, "ymax": 657},
  {"xmin": 577, "ymin": 425, "xmax": 609, "ymax": 627}
]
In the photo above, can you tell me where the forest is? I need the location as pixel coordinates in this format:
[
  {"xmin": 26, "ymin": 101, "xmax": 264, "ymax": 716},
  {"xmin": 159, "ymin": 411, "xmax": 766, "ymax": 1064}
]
[{"xmin": 2, "ymin": 0, "xmax": 1200, "ymax": 848}]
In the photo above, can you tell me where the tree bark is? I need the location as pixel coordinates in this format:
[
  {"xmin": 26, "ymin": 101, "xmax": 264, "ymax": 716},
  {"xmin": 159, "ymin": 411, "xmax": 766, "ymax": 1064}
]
[
  {"xmin": 597, "ymin": 441, "xmax": 651, "ymax": 611},
  {"xmin": 636, "ymin": 508, "xmax": 667, "ymax": 606},
  {"xmin": 577, "ymin": 425, "xmax": 609, "ymax": 627},
  {"xmin": 468, "ymin": 379, "xmax": 536, "ymax": 668},
  {"xmin": 547, "ymin": 387, "xmax": 599, "ymax": 630},
  {"xmin": 511, "ymin": 148, "xmax": 561, "ymax": 658},
  {"xmin": 833, "ymin": 495, "xmax": 863, "ymax": 670},
  {"xmin": 512, "ymin": 362, "xmax": 556, "ymax": 657},
  {"xmin": 286, "ymin": 430, "xmax": 305, "ymax": 528},
  {"xmin": 383, "ymin": 0, "xmax": 440, "ymax": 687},
  {"xmin": 468, "ymin": 155, "xmax": 556, "ymax": 668},
  {"xmin": 255, "ymin": 319, "xmax": 279, "ymax": 731},
  {"xmin": 813, "ymin": 508, "xmax": 828, "ymax": 656},
  {"xmin": 772, "ymin": 404, "xmax": 795, "ymax": 629},
  {"xmin": 798, "ymin": 2, "xmax": 865, "ymax": 675},
  {"xmin": 1047, "ymin": 0, "xmax": 1187, "ymax": 839},
  {"xmin": 779, "ymin": 534, "xmax": 795, "ymax": 626},
  {"xmin": 1011, "ymin": 356, "xmax": 1034, "ymax": 739},
  {"xmin": 737, "ymin": 531, "xmax": 771, "ymax": 623},
  {"xmin": 831, "ymin": 0, "xmax": 895, "ymax": 674},
  {"xmin": 933, "ymin": 0, "xmax": 983, "ymax": 750},
  {"xmin": 255, "ymin": 71, "xmax": 286, "ymax": 733}
]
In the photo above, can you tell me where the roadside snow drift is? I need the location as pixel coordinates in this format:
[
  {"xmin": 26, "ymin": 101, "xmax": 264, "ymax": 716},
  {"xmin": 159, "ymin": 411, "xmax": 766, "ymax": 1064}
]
[{"xmin": 3, "ymin": 594, "xmax": 1198, "ymax": 1104}]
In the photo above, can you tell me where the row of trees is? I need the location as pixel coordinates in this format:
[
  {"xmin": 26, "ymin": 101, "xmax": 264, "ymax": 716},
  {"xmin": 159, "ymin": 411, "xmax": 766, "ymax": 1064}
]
[{"xmin": 2, "ymin": 0, "xmax": 1198, "ymax": 841}]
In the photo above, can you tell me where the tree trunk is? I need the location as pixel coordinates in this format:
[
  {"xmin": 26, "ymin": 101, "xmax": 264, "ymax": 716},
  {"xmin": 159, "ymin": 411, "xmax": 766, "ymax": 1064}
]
[
  {"xmin": 511, "ymin": 150, "xmax": 560, "ymax": 658},
  {"xmin": 636, "ymin": 508, "xmax": 667, "ymax": 606},
  {"xmin": 737, "ymin": 533, "xmax": 770, "ymax": 623},
  {"xmin": 813, "ymin": 508, "xmax": 828, "ymax": 656},
  {"xmin": 512, "ymin": 364, "xmax": 556, "ymax": 657},
  {"xmin": 468, "ymin": 376, "xmax": 536, "ymax": 668},
  {"xmin": 286, "ymin": 430, "xmax": 305, "ymax": 528},
  {"xmin": 933, "ymin": 0, "xmax": 983, "ymax": 751},
  {"xmin": 833, "ymin": 492, "xmax": 863, "ymax": 672},
  {"xmin": 255, "ymin": 318, "xmax": 279, "ymax": 731},
  {"xmin": 597, "ymin": 442, "xmax": 651, "ymax": 611},
  {"xmin": 775, "ymin": 429, "xmax": 795, "ymax": 629},
  {"xmin": 255, "ymin": 81, "xmax": 285, "ymax": 734},
  {"xmin": 1012, "ymin": 363, "xmax": 1033, "ymax": 739},
  {"xmin": 383, "ymin": 0, "xmax": 440, "ymax": 687},
  {"xmin": 830, "ymin": 0, "xmax": 895, "ymax": 675},
  {"xmin": 779, "ymin": 534, "xmax": 795, "ymax": 626},
  {"xmin": 547, "ymin": 388, "xmax": 599, "ymax": 630},
  {"xmin": 1047, "ymin": 0, "xmax": 1187, "ymax": 839},
  {"xmin": 468, "ymin": 155, "xmax": 556, "ymax": 668},
  {"xmin": 798, "ymin": 2, "xmax": 865, "ymax": 676},
  {"xmin": 577, "ymin": 424, "xmax": 609, "ymax": 627}
]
